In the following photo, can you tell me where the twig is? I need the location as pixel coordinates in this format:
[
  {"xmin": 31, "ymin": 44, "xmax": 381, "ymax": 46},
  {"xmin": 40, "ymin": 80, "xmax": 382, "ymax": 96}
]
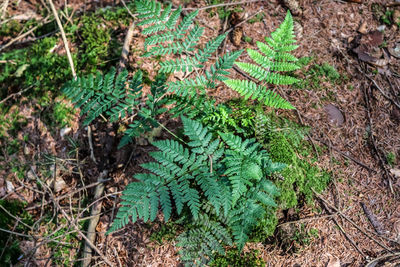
[
  {"xmin": 359, "ymin": 69, "xmax": 400, "ymax": 110},
  {"xmin": 31, "ymin": 168, "xmax": 114, "ymax": 266},
  {"xmin": 224, "ymin": 9, "xmax": 264, "ymax": 34},
  {"xmin": 182, "ymin": 0, "xmax": 265, "ymax": 11},
  {"xmin": 277, "ymin": 213, "xmax": 338, "ymax": 228},
  {"xmin": 366, "ymin": 252, "xmax": 400, "ymax": 267},
  {"xmin": 118, "ymin": 22, "xmax": 135, "ymax": 72},
  {"xmin": 88, "ymin": 126, "xmax": 97, "ymax": 164},
  {"xmin": 47, "ymin": 0, "xmax": 76, "ymax": 79},
  {"xmin": 387, "ymin": 2, "xmax": 400, "ymax": 7},
  {"xmin": 360, "ymin": 202, "xmax": 385, "ymax": 235},
  {"xmin": 0, "ymin": 86, "xmax": 32, "ymax": 105},
  {"xmin": 0, "ymin": 16, "xmax": 50, "ymax": 52},
  {"xmin": 26, "ymin": 179, "xmax": 110, "ymax": 211},
  {"xmin": 0, "ymin": 0, "xmax": 9, "ymax": 21},
  {"xmin": 312, "ymin": 137, "xmax": 377, "ymax": 173},
  {"xmin": 83, "ymin": 170, "xmax": 109, "ymax": 267},
  {"xmin": 120, "ymin": 0, "xmax": 136, "ymax": 19},
  {"xmin": 362, "ymin": 81, "xmax": 394, "ymax": 194},
  {"xmin": 314, "ymin": 191, "xmax": 395, "ymax": 251}
]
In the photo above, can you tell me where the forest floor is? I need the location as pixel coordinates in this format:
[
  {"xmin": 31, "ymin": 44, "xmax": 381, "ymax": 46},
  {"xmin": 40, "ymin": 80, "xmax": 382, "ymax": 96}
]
[{"xmin": 0, "ymin": 0, "xmax": 400, "ymax": 266}]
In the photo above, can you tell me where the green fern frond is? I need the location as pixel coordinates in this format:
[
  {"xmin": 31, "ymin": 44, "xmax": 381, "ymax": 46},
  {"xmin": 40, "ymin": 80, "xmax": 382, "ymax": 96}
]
[
  {"xmin": 167, "ymin": 76, "xmax": 207, "ymax": 96},
  {"xmin": 195, "ymin": 33, "xmax": 227, "ymax": 63},
  {"xmin": 224, "ymin": 11, "xmax": 300, "ymax": 109},
  {"xmin": 63, "ymin": 68, "xmax": 142, "ymax": 125},
  {"xmin": 223, "ymin": 80, "xmax": 294, "ymax": 109},
  {"xmin": 160, "ymin": 57, "xmax": 201, "ymax": 73}
]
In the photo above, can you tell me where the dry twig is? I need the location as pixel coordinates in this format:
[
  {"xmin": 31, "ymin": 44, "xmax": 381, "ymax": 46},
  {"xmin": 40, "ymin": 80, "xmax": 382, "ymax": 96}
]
[
  {"xmin": 118, "ymin": 22, "xmax": 136, "ymax": 72},
  {"xmin": 47, "ymin": 0, "xmax": 76, "ymax": 79},
  {"xmin": 183, "ymin": 0, "xmax": 265, "ymax": 11},
  {"xmin": 0, "ymin": 16, "xmax": 51, "ymax": 52},
  {"xmin": 0, "ymin": 86, "xmax": 32, "ymax": 105},
  {"xmin": 83, "ymin": 170, "xmax": 109, "ymax": 267}
]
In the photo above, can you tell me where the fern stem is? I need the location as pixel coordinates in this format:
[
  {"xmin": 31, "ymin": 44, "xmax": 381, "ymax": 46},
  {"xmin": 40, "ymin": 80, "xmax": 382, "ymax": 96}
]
[{"xmin": 156, "ymin": 120, "xmax": 187, "ymax": 145}]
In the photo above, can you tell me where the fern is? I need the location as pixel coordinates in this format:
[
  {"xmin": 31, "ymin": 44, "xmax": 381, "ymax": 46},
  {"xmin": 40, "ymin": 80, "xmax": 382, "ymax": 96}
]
[
  {"xmin": 136, "ymin": 0, "xmax": 241, "ymax": 96},
  {"xmin": 108, "ymin": 117, "xmax": 283, "ymax": 264},
  {"xmin": 63, "ymin": 69, "xmax": 169, "ymax": 148},
  {"xmin": 62, "ymin": 67, "xmax": 139, "ymax": 125},
  {"xmin": 224, "ymin": 11, "xmax": 299, "ymax": 109}
]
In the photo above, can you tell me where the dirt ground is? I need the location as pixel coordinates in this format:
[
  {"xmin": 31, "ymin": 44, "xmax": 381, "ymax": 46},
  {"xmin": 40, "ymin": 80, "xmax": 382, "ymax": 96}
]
[{"xmin": 1, "ymin": 0, "xmax": 400, "ymax": 266}]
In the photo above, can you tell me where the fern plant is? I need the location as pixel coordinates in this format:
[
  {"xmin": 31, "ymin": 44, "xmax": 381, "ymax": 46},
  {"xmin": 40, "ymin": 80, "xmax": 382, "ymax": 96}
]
[
  {"xmin": 62, "ymin": 67, "xmax": 169, "ymax": 147},
  {"xmin": 61, "ymin": 1, "xmax": 307, "ymax": 265},
  {"xmin": 224, "ymin": 11, "xmax": 299, "ymax": 109},
  {"xmin": 136, "ymin": 0, "xmax": 242, "ymax": 96},
  {"xmin": 108, "ymin": 117, "xmax": 284, "ymax": 264}
]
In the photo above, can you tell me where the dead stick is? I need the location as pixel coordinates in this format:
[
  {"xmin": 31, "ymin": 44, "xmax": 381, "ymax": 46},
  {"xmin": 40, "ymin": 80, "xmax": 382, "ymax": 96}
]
[
  {"xmin": 0, "ymin": 17, "xmax": 50, "ymax": 52},
  {"xmin": 0, "ymin": 86, "xmax": 32, "ymax": 105},
  {"xmin": 82, "ymin": 170, "xmax": 109, "ymax": 267},
  {"xmin": 120, "ymin": 0, "xmax": 136, "ymax": 19},
  {"xmin": 312, "ymin": 137, "xmax": 377, "ymax": 173},
  {"xmin": 360, "ymin": 202, "xmax": 384, "ymax": 235},
  {"xmin": 31, "ymin": 167, "xmax": 113, "ymax": 266},
  {"xmin": 48, "ymin": 0, "xmax": 76, "ymax": 79},
  {"xmin": 366, "ymin": 252, "xmax": 400, "ymax": 267},
  {"xmin": 314, "ymin": 191, "xmax": 394, "ymax": 251},
  {"xmin": 183, "ymin": 0, "xmax": 265, "ymax": 11},
  {"xmin": 318, "ymin": 198, "xmax": 366, "ymax": 257},
  {"xmin": 118, "ymin": 22, "xmax": 135, "ymax": 72},
  {"xmin": 0, "ymin": 0, "xmax": 9, "ymax": 21}
]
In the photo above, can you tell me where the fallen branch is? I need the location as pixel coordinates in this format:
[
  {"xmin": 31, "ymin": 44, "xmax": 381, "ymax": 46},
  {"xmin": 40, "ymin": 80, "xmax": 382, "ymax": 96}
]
[
  {"xmin": 361, "ymin": 80, "xmax": 394, "ymax": 194},
  {"xmin": 0, "ymin": 86, "xmax": 32, "ymax": 105},
  {"xmin": 183, "ymin": 0, "xmax": 265, "ymax": 11},
  {"xmin": 118, "ymin": 22, "xmax": 136, "ymax": 72},
  {"xmin": 31, "ymin": 167, "xmax": 114, "ymax": 266},
  {"xmin": 318, "ymin": 197, "xmax": 367, "ymax": 258},
  {"xmin": 366, "ymin": 252, "xmax": 400, "ymax": 267},
  {"xmin": 0, "ymin": 16, "xmax": 51, "ymax": 52},
  {"xmin": 314, "ymin": 191, "xmax": 395, "ymax": 251},
  {"xmin": 47, "ymin": 0, "xmax": 76, "ymax": 79},
  {"xmin": 360, "ymin": 202, "xmax": 385, "ymax": 235},
  {"xmin": 120, "ymin": 0, "xmax": 136, "ymax": 19},
  {"xmin": 312, "ymin": 137, "xmax": 377, "ymax": 173},
  {"xmin": 83, "ymin": 170, "xmax": 109, "ymax": 267},
  {"xmin": 0, "ymin": 0, "xmax": 9, "ymax": 21}
]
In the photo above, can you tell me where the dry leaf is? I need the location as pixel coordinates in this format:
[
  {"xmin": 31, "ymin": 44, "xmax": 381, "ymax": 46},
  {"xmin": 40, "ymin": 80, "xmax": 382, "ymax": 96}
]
[
  {"xmin": 324, "ymin": 104, "xmax": 345, "ymax": 126},
  {"xmin": 283, "ymin": 0, "xmax": 302, "ymax": 16},
  {"xmin": 388, "ymin": 43, "xmax": 400, "ymax": 59},
  {"xmin": 357, "ymin": 21, "xmax": 368, "ymax": 34},
  {"xmin": 232, "ymin": 27, "xmax": 243, "ymax": 46},
  {"xmin": 294, "ymin": 21, "xmax": 303, "ymax": 39},
  {"xmin": 327, "ymin": 257, "xmax": 341, "ymax": 267},
  {"xmin": 390, "ymin": 169, "xmax": 400, "ymax": 179}
]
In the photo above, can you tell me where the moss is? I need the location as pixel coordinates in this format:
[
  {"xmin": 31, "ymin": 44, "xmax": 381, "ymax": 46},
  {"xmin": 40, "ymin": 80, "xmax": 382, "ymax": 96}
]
[
  {"xmin": 149, "ymin": 221, "xmax": 179, "ymax": 245},
  {"xmin": 52, "ymin": 102, "xmax": 75, "ymax": 128},
  {"xmin": 0, "ymin": 200, "xmax": 33, "ymax": 265},
  {"xmin": 267, "ymin": 130, "xmax": 330, "ymax": 208},
  {"xmin": 386, "ymin": 151, "xmax": 396, "ymax": 167},
  {"xmin": 249, "ymin": 208, "xmax": 278, "ymax": 242},
  {"xmin": 210, "ymin": 248, "xmax": 265, "ymax": 267}
]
